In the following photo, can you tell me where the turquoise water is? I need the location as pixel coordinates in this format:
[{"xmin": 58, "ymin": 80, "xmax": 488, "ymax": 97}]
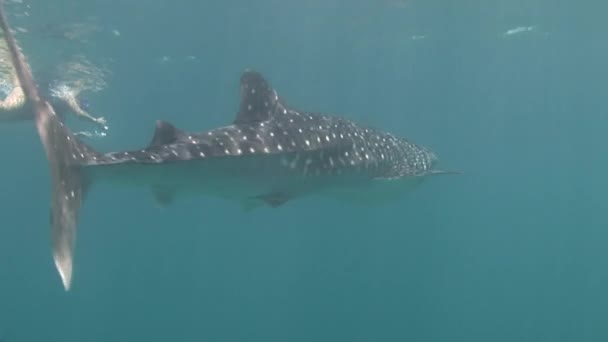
[{"xmin": 1, "ymin": 0, "xmax": 607, "ymax": 341}]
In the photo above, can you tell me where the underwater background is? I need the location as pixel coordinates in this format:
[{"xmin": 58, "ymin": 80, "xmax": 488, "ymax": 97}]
[{"xmin": 1, "ymin": 0, "xmax": 607, "ymax": 341}]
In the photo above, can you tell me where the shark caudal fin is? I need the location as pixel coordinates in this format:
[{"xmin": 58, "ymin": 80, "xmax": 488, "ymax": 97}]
[
  {"xmin": 0, "ymin": 1, "xmax": 99, "ymax": 291},
  {"xmin": 37, "ymin": 101, "xmax": 99, "ymax": 291}
]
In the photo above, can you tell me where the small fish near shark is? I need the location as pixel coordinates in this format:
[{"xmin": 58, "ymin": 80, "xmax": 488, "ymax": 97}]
[{"xmin": 0, "ymin": 1, "xmax": 458, "ymax": 291}]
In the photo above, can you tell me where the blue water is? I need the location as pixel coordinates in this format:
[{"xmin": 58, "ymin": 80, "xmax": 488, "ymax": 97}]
[{"xmin": 1, "ymin": 0, "xmax": 607, "ymax": 341}]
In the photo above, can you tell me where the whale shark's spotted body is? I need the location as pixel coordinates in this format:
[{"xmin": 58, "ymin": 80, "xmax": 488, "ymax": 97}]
[
  {"xmin": 83, "ymin": 71, "xmax": 445, "ymax": 207},
  {"xmin": 0, "ymin": 1, "xmax": 456, "ymax": 291},
  {"xmin": 95, "ymin": 73, "xmax": 436, "ymax": 179}
]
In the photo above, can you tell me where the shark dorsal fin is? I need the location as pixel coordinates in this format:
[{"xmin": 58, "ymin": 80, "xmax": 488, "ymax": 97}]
[
  {"xmin": 234, "ymin": 70, "xmax": 281, "ymax": 125},
  {"xmin": 149, "ymin": 120, "xmax": 184, "ymax": 146}
]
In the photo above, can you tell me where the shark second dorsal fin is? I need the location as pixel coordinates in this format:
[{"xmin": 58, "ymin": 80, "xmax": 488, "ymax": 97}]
[
  {"xmin": 149, "ymin": 120, "xmax": 184, "ymax": 147},
  {"xmin": 234, "ymin": 70, "xmax": 281, "ymax": 125}
]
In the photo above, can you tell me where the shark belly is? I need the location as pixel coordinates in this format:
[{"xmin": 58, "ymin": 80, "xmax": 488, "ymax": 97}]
[{"xmin": 85, "ymin": 150, "xmax": 374, "ymax": 204}]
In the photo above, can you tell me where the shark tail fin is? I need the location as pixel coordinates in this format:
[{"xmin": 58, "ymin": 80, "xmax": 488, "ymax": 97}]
[
  {"xmin": 40, "ymin": 101, "xmax": 94, "ymax": 291},
  {"xmin": 0, "ymin": 1, "xmax": 98, "ymax": 291}
]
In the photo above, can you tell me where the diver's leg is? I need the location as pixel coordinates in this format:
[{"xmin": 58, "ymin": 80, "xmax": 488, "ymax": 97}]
[
  {"xmin": 73, "ymin": 129, "xmax": 107, "ymax": 138},
  {"xmin": 50, "ymin": 83, "xmax": 108, "ymax": 128},
  {"xmin": 0, "ymin": 74, "xmax": 25, "ymax": 111}
]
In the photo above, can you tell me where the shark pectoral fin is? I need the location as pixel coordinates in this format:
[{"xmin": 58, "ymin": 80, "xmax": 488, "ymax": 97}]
[
  {"xmin": 241, "ymin": 193, "xmax": 291, "ymax": 211},
  {"xmin": 428, "ymin": 170, "xmax": 462, "ymax": 176},
  {"xmin": 252, "ymin": 193, "xmax": 291, "ymax": 208},
  {"xmin": 240, "ymin": 199, "xmax": 264, "ymax": 213},
  {"xmin": 152, "ymin": 187, "xmax": 175, "ymax": 208}
]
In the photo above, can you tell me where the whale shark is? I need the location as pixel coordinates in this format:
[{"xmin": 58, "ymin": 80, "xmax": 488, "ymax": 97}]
[{"xmin": 0, "ymin": 1, "xmax": 457, "ymax": 291}]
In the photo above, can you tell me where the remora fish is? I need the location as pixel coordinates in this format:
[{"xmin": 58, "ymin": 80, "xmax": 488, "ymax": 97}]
[{"xmin": 0, "ymin": 1, "xmax": 457, "ymax": 291}]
